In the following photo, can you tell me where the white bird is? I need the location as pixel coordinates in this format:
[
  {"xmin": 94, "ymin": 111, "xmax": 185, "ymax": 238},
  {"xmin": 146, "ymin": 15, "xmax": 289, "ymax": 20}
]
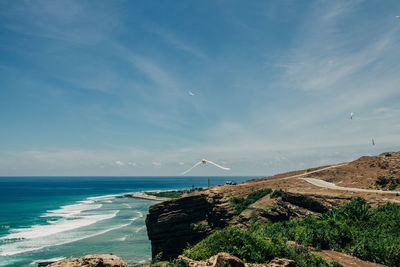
[
  {"xmin": 181, "ymin": 159, "xmax": 230, "ymax": 175},
  {"xmin": 397, "ymin": 16, "xmax": 400, "ymax": 19},
  {"xmin": 188, "ymin": 91, "xmax": 195, "ymax": 96},
  {"xmin": 372, "ymin": 138, "xmax": 375, "ymax": 146},
  {"xmin": 350, "ymin": 112, "xmax": 354, "ymax": 120}
]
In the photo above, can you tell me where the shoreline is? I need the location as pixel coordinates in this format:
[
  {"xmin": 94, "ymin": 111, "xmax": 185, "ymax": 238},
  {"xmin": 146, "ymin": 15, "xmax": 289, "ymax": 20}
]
[{"xmin": 123, "ymin": 192, "xmax": 170, "ymax": 201}]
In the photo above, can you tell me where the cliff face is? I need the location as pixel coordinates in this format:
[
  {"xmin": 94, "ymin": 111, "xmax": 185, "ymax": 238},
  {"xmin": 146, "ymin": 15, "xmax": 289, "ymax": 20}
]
[
  {"xmin": 146, "ymin": 190, "xmax": 350, "ymax": 259},
  {"xmin": 146, "ymin": 192, "xmax": 233, "ymax": 259},
  {"xmin": 146, "ymin": 151, "xmax": 400, "ymax": 260}
]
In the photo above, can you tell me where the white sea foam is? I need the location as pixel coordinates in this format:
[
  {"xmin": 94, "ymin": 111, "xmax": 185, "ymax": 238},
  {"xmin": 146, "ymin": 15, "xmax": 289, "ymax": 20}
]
[
  {"xmin": 2, "ymin": 211, "xmax": 118, "ymax": 240},
  {"xmin": 115, "ymin": 235, "xmax": 128, "ymax": 241},
  {"xmin": 135, "ymin": 226, "xmax": 146, "ymax": 233},
  {"xmin": 30, "ymin": 257, "xmax": 66, "ymax": 265},
  {"xmin": 123, "ymin": 203, "xmax": 131, "ymax": 208},
  {"xmin": 128, "ymin": 212, "xmax": 143, "ymax": 223},
  {"xmin": 0, "ymin": 192, "xmax": 140, "ymax": 258},
  {"xmin": 0, "ymin": 222, "xmax": 130, "ymax": 256},
  {"xmin": 86, "ymin": 194, "xmax": 121, "ymax": 201},
  {"xmin": 42, "ymin": 203, "xmax": 103, "ymax": 218}
]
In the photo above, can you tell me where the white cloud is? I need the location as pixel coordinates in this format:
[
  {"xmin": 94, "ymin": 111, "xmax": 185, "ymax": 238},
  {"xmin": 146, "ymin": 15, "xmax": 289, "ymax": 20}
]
[
  {"xmin": 1, "ymin": 0, "xmax": 122, "ymax": 44},
  {"xmin": 151, "ymin": 27, "xmax": 207, "ymax": 59},
  {"xmin": 115, "ymin": 160, "xmax": 125, "ymax": 167},
  {"xmin": 152, "ymin": 162, "xmax": 162, "ymax": 167}
]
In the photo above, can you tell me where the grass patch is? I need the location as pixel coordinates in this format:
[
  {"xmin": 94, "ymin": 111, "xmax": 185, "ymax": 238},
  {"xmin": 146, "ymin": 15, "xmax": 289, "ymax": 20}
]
[
  {"xmin": 230, "ymin": 189, "xmax": 272, "ymax": 215},
  {"xmin": 270, "ymin": 189, "xmax": 284, "ymax": 198},
  {"xmin": 146, "ymin": 188, "xmax": 203, "ymax": 198},
  {"xmin": 251, "ymin": 197, "xmax": 400, "ymax": 266},
  {"xmin": 183, "ymin": 227, "xmax": 330, "ymax": 266}
]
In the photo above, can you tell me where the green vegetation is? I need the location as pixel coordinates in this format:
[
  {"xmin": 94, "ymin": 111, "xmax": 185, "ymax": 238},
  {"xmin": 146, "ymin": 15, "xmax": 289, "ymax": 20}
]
[
  {"xmin": 230, "ymin": 189, "xmax": 273, "ymax": 215},
  {"xmin": 376, "ymin": 175, "xmax": 400, "ymax": 190},
  {"xmin": 389, "ymin": 184, "xmax": 398, "ymax": 190},
  {"xmin": 270, "ymin": 189, "xmax": 284, "ymax": 198},
  {"xmin": 146, "ymin": 188, "xmax": 203, "ymax": 198},
  {"xmin": 251, "ymin": 197, "xmax": 400, "ymax": 266},
  {"xmin": 183, "ymin": 227, "xmax": 331, "ymax": 266},
  {"xmin": 184, "ymin": 198, "xmax": 400, "ymax": 266}
]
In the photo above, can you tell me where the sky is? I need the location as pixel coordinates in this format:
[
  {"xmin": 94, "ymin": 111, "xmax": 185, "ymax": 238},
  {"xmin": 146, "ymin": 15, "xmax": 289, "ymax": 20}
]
[{"xmin": 0, "ymin": 0, "xmax": 399, "ymax": 176}]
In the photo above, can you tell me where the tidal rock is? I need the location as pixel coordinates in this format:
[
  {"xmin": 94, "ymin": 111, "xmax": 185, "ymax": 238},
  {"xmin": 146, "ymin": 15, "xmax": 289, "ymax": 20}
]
[
  {"xmin": 48, "ymin": 254, "xmax": 128, "ymax": 267},
  {"xmin": 266, "ymin": 258, "xmax": 296, "ymax": 267},
  {"xmin": 212, "ymin": 253, "xmax": 245, "ymax": 267}
]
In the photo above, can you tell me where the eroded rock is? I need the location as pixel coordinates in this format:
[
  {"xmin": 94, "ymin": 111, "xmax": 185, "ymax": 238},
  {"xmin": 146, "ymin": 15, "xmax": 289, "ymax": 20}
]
[{"xmin": 48, "ymin": 254, "xmax": 128, "ymax": 267}]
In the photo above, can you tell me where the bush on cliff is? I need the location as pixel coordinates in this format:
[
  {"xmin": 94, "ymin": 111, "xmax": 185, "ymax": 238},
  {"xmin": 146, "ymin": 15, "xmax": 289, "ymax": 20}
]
[
  {"xmin": 146, "ymin": 188, "xmax": 203, "ymax": 198},
  {"xmin": 183, "ymin": 227, "xmax": 330, "ymax": 266},
  {"xmin": 231, "ymin": 188, "xmax": 273, "ymax": 215},
  {"xmin": 251, "ymin": 197, "xmax": 400, "ymax": 266}
]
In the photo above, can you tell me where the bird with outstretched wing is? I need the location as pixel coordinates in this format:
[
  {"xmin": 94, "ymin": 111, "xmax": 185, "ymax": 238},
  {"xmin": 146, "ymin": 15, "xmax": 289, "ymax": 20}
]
[{"xmin": 181, "ymin": 159, "xmax": 230, "ymax": 175}]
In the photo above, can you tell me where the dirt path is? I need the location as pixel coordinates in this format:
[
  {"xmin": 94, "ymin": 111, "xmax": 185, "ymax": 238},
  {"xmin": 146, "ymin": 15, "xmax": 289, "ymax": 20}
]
[
  {"xmin": 301, "ymin": 177, "xmax": 400, "ymax": 195},
  {"xmin": 313, "ymin": 250, "xmax": 387, "ymax": 267},
  {"xmin": 281, "ymin": 163, "xmax": 348, "ymax": 180}
]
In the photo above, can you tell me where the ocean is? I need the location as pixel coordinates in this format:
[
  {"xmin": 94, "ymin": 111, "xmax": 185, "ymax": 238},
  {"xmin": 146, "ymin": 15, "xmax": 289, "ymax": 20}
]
[{"xmin": 0, "ymin": 176, "xmax": 252, "ymax": 267}]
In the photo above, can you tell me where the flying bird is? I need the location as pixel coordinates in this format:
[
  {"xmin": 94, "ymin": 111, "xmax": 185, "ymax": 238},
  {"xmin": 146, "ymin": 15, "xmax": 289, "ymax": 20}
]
[
  {"xmin": 188, "ymin": 91, "xmax": 195, "ymax": 96},
  {"xmin": 181, "ymin": 159, "xmax": 230, "ymax": 175},
  {"xmin": 372, "ymin": 138, "xmax": 375, "ymax": 146},
  {"xmin": 350, "ymin": 112, "xmax": 354, "ymax": 120},
  {"xmin": 397, "ymin": 16, "xmax": 400, "ymax": 19}
]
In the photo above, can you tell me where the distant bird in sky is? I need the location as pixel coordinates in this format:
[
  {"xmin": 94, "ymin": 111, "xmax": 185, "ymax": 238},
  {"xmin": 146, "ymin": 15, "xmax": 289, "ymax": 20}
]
[
  {"xmin": 181, "ymin": 159, "xmax": 230, "ymax": 175},
  {"xmin": 350, "ymin": 112, "xmax": 354, "ymax": 120},
  {"xmin": 372, "ymin": 138, "xmax": 375, "ymax": 146},
  {"xmin": 188, "ymin": 91, "xmax": 195, "ymax": 96},
  {"xmin": 397, "ymin": 16, "xmax": 400, "ymax": 19}
]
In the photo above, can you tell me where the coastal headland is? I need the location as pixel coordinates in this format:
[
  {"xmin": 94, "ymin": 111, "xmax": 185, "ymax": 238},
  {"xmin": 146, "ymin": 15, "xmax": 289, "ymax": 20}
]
[{"xmin": 145, "ymin": 151, "xmax": 400, "ymax": 266}]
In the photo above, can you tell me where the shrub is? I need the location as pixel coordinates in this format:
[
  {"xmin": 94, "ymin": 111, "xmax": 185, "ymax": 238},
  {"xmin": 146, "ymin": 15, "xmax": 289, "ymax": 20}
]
[
  {"xmin": 183, "ymin": 227, "xmax": 275, "ymax": 263},
  {"xmin": 270, "ymin": 189, "xmax": 284, "ymax": 198},
  {"xmin": 253, "ymin": 198, "xmax": 400, "ymax": 266},
  {"xmin": 146, "ymin": 188, "xmax": 203, "ymax": 198},
  {"xmin": 231, "ymin": 189, "xmax": 272, "ymax": 215},
  {"xmin": 183, "ymin": 227, "xmax": 329, "ymax": 266},
  {"xmin": 389, "ymin": 184, "xmax": 398, "ymax": 190}
]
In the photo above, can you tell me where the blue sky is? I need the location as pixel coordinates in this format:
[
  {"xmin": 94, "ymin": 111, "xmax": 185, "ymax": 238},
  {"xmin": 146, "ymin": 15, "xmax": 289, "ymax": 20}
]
[{"xmin": 1, "ymin": 0, "xmax": 399, "ymax": 176}]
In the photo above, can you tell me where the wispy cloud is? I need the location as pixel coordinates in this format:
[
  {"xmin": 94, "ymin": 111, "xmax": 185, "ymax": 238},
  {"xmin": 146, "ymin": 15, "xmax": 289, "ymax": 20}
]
[
  {"xmin": 1, "ymin": 0, "xmax": 121, "ymax": 44},
  {"xmin": 151, "ymin": 27, "xmax": 207, "ymax": 59}
]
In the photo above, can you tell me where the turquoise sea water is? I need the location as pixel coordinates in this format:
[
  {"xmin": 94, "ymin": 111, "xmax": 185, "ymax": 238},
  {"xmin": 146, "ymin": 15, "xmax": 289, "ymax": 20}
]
[{"xmin": 0, "ymin": 176, "xmax": 252, "ymax": 267}]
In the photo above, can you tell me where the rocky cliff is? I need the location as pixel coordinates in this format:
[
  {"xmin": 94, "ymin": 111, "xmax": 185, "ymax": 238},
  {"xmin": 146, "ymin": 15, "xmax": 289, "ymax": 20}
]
[
  {"xmin": 146, "ymin": 151, "xmax": 400, "ymax": 260},
  {"xmin": 146, "ymin": 188, "xmax": 353, "ymax": 259},
  {"xmin": 145, "ymin": 191, "xmax": 232, "ymax": 259}
]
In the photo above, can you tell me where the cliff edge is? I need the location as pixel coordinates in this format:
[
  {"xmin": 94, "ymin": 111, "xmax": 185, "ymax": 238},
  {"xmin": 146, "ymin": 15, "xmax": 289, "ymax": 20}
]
[{"xmin": 146, "ymin": 151, "xmax": 400, "ymax": 260}]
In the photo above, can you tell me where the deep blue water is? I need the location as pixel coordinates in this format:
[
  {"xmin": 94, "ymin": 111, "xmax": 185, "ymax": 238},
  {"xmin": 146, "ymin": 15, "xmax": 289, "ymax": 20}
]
[{"xmin": 0, "ymin": 176, "xmax": 253, "ymax": 266}]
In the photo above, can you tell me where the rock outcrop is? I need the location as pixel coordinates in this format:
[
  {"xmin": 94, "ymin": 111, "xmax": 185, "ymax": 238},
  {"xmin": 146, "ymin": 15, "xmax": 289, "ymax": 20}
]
[
  {"xmin": 48, "ymin": 254, "xmax": 128, "ymax": 267},
  {"xmin": 146, "ymin": 192, "xmax": 233, "ymax": 260},
  {"xmin": 146, "ymin": 188, "xmax": 351, "ymax": 259},
  {"xmin": 178, "ymin": 254, "xmax": 294, "ymax": 267},
  {"xmin": 266, "ymin": 258, "xmax": 296, "ymax": 267},
  {"xmin": 146, "ymin": 152, "xmax": 400, "ymax": 261}
]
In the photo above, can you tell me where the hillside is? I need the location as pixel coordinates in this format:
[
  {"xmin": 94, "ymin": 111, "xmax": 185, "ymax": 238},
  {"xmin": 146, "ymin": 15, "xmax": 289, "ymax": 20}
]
[{"xmin": 145, "ymin": 151, "xmax": 400, "ymax": 265}]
